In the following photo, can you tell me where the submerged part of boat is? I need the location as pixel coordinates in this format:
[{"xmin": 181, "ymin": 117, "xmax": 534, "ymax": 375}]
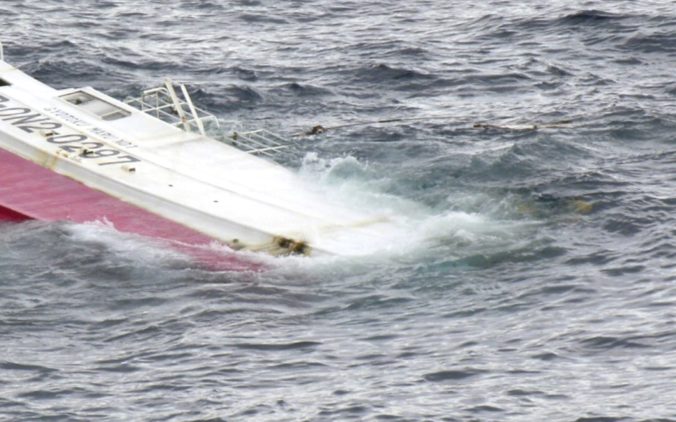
[{"xmin": 0, "ymin": 43, "xmax": 398, "ymax": 269}]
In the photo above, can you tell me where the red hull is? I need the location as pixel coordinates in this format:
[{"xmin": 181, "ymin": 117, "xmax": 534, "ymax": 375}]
[
  {"xmin": 0, "ymin": 148, "xmax": 262, "ymax": 271},
  {"xmin": 0, "ymin": 204, "xmax": 31, "ymax": 222}
]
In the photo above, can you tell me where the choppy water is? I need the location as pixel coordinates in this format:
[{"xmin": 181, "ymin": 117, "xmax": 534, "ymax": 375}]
[{"xmin": 2, "ymin": 1, "xmax": 676, "ymax": 420}]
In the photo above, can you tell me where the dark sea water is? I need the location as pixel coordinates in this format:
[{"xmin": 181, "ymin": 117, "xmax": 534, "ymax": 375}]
[{"xmin": 2, "ymin": 1, "xmax": 676, "ymax": 420}]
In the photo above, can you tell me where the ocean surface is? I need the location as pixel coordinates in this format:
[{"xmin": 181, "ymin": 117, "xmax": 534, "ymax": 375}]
[{"xmin": 2, "ymin": 1, "xmax": 676, "ymax": 420}]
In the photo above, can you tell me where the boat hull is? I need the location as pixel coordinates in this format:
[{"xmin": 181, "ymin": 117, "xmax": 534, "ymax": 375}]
[
  {"xmin": 0, "ymin": 204, "xmax": 30, "ymax": 221},
  {"xmin": 0, "ymin": 54, "xmax": 397, "ymax": 263},
  {"xmin": 0, "ymin": 147, "xmax": 262, "ymax": 271}
]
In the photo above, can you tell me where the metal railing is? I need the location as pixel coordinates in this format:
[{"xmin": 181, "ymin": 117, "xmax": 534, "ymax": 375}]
[
  {"xmin": 127, "ymin": 80, "xmax": 299, "ymax": 160},
  {"xmin": 0, "ymin": 42, "xmax": 4, "ymax": 61},
  {"xmin": 226, "ymin": 127, "xmax": 294, "ymax": 159},
  {"xmin": 125, "ymin": 79, "xmax": 219, "ymax": 136}
]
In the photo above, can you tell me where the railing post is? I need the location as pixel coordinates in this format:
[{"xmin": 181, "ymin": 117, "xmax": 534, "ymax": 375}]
[
  {"xmin": 0, "ymin": 42, "xmax": 4, "ymax": 61},
  {"xmin": 164, "ymin": 78, "xmax": 191, "ymax": 132},
  {"xmin": 180, "ymin": 83, "xmax": 206, "ymax": 136}
]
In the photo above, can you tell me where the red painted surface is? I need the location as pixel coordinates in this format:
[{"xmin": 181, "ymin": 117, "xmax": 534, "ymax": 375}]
[
  {"xmin": 0, "ymin": 148, "xmax": 263, "ymax": 271},
  {"xmin": 0, "ymin": 204, "xmax": 31, "ymax": 222}
]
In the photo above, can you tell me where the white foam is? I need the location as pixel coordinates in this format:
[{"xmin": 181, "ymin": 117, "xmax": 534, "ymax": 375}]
[
  {"xmin": 266, "ymin": 153, "xmax": 532, "ymax": 272},
  {"xmin": 65, "ymin": 220, "xmax": 185, "ymax": 265}
]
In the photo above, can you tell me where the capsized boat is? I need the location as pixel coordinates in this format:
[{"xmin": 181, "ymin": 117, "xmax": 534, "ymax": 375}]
[{"xmin": 0, "ymin": 43, "xmax": 398, "ymax": 269}]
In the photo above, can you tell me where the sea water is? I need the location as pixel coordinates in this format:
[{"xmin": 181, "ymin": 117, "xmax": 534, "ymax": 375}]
[{"xmin": 1, "ymin": 1, "xmax": 676, "ymax": 420}]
